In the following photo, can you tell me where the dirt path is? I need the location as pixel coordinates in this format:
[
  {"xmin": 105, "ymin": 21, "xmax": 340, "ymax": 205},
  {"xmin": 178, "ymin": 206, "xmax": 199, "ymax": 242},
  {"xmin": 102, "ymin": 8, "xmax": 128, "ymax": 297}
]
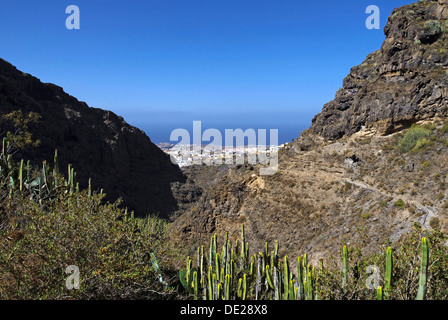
[{"xmin": 343, "ymin": 178, "xmax": 438, "ymax": 229}]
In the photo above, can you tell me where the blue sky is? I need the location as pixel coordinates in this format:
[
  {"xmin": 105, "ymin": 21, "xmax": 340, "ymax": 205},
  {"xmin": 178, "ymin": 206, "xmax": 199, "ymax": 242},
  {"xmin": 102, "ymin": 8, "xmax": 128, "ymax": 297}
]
[{"xmin": 0, "ymin": 0, "xmax": 415, "ymax": 144}]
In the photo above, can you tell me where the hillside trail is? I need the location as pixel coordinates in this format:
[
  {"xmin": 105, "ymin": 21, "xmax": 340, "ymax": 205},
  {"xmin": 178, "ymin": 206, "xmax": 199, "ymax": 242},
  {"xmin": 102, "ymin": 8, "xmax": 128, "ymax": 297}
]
[{"xmin": 342, "ymin": 178, "xmax": 437, "ymax": 228}]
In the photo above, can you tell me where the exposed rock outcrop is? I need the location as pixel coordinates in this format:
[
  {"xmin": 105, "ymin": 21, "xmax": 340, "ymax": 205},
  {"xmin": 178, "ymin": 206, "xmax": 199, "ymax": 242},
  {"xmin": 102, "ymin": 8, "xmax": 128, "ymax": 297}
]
[
  {"xmin": 309, "ymin": 0, "xmax": 448, "ymax": 140},
  {"xmin": 0, "ymin": 58, "xmax": 185, "ymax": 218}
]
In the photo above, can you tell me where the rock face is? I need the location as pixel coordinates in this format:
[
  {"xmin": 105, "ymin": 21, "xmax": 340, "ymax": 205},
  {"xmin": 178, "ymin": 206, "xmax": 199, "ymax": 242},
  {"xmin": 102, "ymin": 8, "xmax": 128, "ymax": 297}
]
[
  {"xmin": 0, "ymin": 58, "xmax": 185, "ymax": 218},
  {"xmin": 309, "ymin": 0, "xmax": 448, "ymax": 140}
]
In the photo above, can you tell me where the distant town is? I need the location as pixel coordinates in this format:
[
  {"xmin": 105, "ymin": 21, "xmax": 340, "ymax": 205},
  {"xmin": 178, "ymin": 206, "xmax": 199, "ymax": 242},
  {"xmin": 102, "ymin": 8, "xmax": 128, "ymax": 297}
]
[{"xmin": 157, "ymin": 143, "xmax": 287, "ymax": 167}]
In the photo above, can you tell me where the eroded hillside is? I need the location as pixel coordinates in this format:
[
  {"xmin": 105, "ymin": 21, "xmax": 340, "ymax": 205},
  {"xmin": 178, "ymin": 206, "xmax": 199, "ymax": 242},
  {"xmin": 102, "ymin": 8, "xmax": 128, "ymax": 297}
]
[{"xmin": 169, "ymin": 0, "xmax": 448, "ymax": 263}]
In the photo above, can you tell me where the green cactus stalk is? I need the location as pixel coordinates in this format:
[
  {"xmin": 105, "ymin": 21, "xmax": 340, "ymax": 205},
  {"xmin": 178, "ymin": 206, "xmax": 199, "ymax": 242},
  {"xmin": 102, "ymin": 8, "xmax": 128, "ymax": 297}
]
[
  {"xmin": 296, "ymin": 256, "xmax": 304, "ymax": 300},
  {"xmin": 220, "ymin": 268, "xmax": 225, "ymax": 284},
  {"xmin": 215, "ymin": 253, "xmax": 221, "ymax": 281},
  {"xmin": 225, "ymin": 274, "xmax": 231, "ymax": 300},
  {"xmin": 283, "ymin": 256, "xmax": 290, "ymax": 300},
  {"xmin": 67, "ymin": 164, "xmax": 71, "ymax": 187},
  {"xmin": 261, "ymin": 252, "xmax": 266, "ymax": 277},
  {"xmin": 88, "ymin": 178, "xmax": 92, "ymax": 197},
  {"xmin": 186, "ymin": 256, "xmax": 192, "ymax": 275},
  {"xmin": 212, "ymin": 273, "xmax": 218, "ymax": 299},
  {"xmin": 249, "ymin": 260, "xmax": 254, "ymax": 276},
  {"xmin": 273, "ymin": 262, "xmax": 280, "ymax": 300},
  {"xmin": 256, "ymin": 254, "xmax": 262, "ymax": 300},
  {"xmin": 242, "ymin": 273, "xmax": 248, "ymax": 300},
  {"xmin": 18, "ymin": 159, "xmax": 23, "ymax": 191},
  {"xmin": 342, "ymin": 245, "xmax": 349, "ymax": 293},
  {"xmin": 241, "ymin": 224, "xmax": 246, "ymax": 262},
  {"xmin": 217, "ymin": 282, "xmax": 223, "ymax": 300},
  {"xmin": 230, "ymin": 259, "xmax": 235, "ymax": 280},
  {"xmin": 266, "ymin": 265, "xmax": 274, "ymax": 289},
  {"xmin": 306, "ymin": 271, "xmax": 313, "ymax": 300},
  {"xmin": 377, "ymin": 286, "xmax": 383, "ymax": 300},
  {"xmin": 302, "ymin": 253, "xmax": 308, "ymax": 284},
  {"xmin": 179, "ymin": 269, "xmax": 188, "ymax": 291},
  {"xmin": 209, "ymin": 234, "xmax": 215, "ymax": 267},
  {"xmin": 201, "ymin": 278, "xmax": 207, "ymax": 300},
  {"xmin": 200, "ymin": 245, "xmax": 205, "ymax": 278},
  {"xmin": 42, "ymin": 161, "xmax": 48, "ymax": 189},
  {"xmin": 416, "ymin": 237, "xmax": 429, "ymax": 300},
  {"xmin": 207, "ymin": 266, "xmax": 214, "ymax": 300},
  {"xmin": 264, "ymin": 243, "xmax": 269, "ymax": 267},
  {"xmin": 193, "ymin": 271, "xmax": 198, "ymax": 299},
  {"xmin": 385, "ymin": 246, "xmax": 393, "ymax": 298},
  {"xmin": 237, "ymin": 278, "xmax": 243, "ymax": 298},
  {"xmin": 289, "ymin": 279, "xmax": 295, "ymax": 300},
  {"xmin": 223, "ymin": 232, "xmax": 228, "ymax": 270}
]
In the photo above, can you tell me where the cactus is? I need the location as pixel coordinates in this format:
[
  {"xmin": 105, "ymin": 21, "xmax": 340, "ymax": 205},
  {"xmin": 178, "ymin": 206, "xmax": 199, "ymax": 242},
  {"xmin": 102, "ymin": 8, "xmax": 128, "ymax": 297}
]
[
  {"xmin": 416, "ymin": 237, "xmax": 429, "ymax": 300},
  {"xmin": 266, "ymin": 265, "xmax": 274, "ymax": 290},
  {"xmin": 241, "ymin": 224, "xmax": 246, "ymax": 263},
  {"xmin": 283, "ymin": 256, "xmax": 290, "ymax": 300},
  {"xmin": 255, "ymin": 254, "xmax": 262, "ymax": 300},
  {"xmin": 179, "ymin": 269, "xmax": 188, "ymax": 291},
  {"xmin": 289, "ymin": 279, "xmax": 295, "ymax": 300},
  {"xmin": 385, "ymin": 247, "xmax": 393, "ymax": 298},
  {"xmin": 215, "ymin": 253, "xmax": 221, "ymax": 281},
  {"xmin": 296, "ymin": 256, "xmax": 304, "ymax": 300},
  {"xmin": 377, "ymin": 286, "xmax": 383, "ymax": 300},
  {"xmin": 217, "ymin": 282, "xmax": 223, "ymax": 300},
  {"xmin": 207, "ymin": 266, "xmax": 214, "ymax": 300},
  {"xmin": 193, "ymin": 271, "xmax": 198, "ymax": 299},
  {"xmin": 242, "ymin": 273, "xmax": 248, "ymax": 300},
  {"xmin": 225, "ymin": 274, "xmax": 232, "ymax": 300},
  {"xmin": 342, "ymin": 245, "xmax": 349, "ymax": 293},
  {"xmin": 305, "ymin": 271, "xmax": 313, "ymax": 300},
  {"xmin": 18, "ymin": 159, "xmax": 23, "ymax": 191},
  {"xmin": 237, "ymin": 278, "xmax": 243, "ymax": 298},
  {"xmin": 273, "ymin": 262, "xmax": 280, "ymax": 300}
]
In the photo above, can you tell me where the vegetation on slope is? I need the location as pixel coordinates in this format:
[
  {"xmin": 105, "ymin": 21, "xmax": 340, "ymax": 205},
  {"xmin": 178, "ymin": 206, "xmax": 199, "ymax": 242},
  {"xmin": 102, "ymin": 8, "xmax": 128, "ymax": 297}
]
[{"xmin": 0, "ymin": 111, "xmax": 177, "ymax": 299}]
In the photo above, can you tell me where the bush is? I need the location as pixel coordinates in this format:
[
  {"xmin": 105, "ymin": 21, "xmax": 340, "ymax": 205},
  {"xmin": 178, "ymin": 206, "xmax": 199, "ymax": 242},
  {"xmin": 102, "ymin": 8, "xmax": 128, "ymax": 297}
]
[
  {"xmin": 0, "ymin": 133, "xmax": 176, "ymax": 299},
  {"xmin": 394, "ymin": 198, "xmax": 406, "ymax": 209},
  {"xmin": 397, "ymin": 124, "xmax": 431, "ymax": 153},
  {"xmin": 424, "ymin": 20, "xmax": 442, "ymax": 34},
  {"xmin": 0, "ymin": 191, "xmax": 176, "ymax": 299}
]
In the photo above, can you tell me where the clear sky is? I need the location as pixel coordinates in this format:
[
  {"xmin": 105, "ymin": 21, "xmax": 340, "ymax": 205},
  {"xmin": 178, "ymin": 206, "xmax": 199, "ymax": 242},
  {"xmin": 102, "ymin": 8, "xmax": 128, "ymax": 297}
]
[{"xmin": 0, "ymin": 0, "xmax": 415, "ymax": 144}]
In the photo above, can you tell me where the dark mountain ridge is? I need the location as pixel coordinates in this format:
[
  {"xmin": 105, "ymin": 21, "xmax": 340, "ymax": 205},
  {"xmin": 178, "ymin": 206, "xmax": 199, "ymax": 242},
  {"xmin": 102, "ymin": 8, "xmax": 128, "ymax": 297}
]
[{"xmin": 0, "ymin": 58, "xmax": 185, "ymax": 218}]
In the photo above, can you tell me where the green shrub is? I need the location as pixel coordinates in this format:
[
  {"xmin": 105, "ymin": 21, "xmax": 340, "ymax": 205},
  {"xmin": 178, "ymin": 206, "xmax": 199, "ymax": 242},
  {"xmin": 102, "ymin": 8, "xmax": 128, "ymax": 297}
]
[
  {"xmin": 424, "ymin": 20, "xmax": 442, "ymax": 34},
  {"xmin": 395, "ymin": 199, "xmax": 406, "ymax": 209},
  {"xmin": 0, "ymin": 134, "xmax": 176, "ymax": 299},
  {"xmin": 398, "ymin": 124, "xmax": 431, "ymax": 153}
]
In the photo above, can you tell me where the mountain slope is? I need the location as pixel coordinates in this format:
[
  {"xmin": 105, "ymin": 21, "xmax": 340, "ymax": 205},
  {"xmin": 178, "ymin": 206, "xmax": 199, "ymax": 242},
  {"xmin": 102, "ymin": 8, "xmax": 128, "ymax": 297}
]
[
  {"xmin": 0, "ymin": 58, "xmax": 185, "ymax": 218},
  {"xmin": 170, "ymin": 0, "xmax": 448, "ymax": 261}
]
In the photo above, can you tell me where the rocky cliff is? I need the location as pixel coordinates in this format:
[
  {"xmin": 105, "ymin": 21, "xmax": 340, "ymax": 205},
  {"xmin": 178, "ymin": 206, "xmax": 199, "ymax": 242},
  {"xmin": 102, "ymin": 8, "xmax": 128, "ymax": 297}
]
[
  {"xmin": 0, "ymin": 58, "xmax": 185, "ymax": 218},
  {"xmin": 309, "ymin": 0, "xmax": 448, "ymax": 139}
]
